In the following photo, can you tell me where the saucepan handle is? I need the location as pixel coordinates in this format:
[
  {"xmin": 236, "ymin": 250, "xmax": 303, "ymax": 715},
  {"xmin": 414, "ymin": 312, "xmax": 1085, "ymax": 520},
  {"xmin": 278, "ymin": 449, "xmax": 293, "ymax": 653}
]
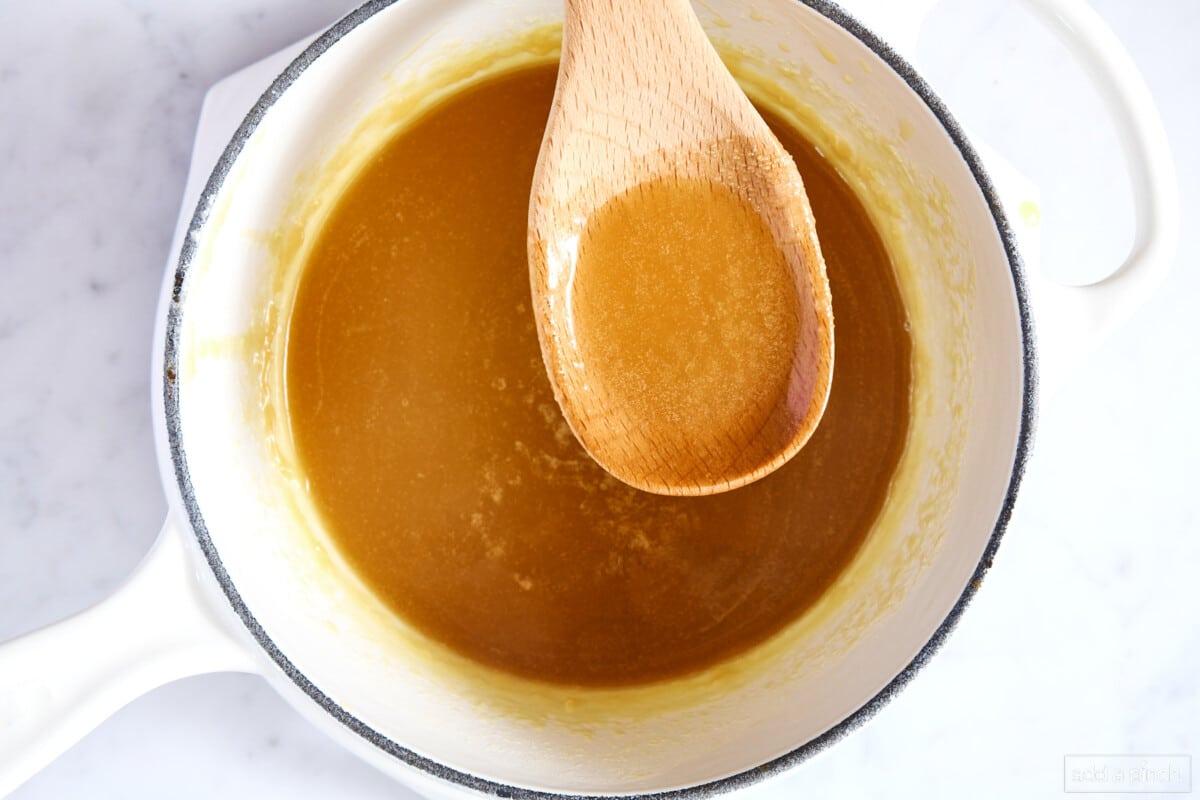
[
  {"xmin": 856, "ymin": 0, "xmax": 1179, "ymax": 395},
  {"xmin": 1013, "ymin": 0, "xmax": 1179, "ymax": 393},
  {"xmin": 0, "ymin": 515, "xmax": 258, "ymax": 796}
]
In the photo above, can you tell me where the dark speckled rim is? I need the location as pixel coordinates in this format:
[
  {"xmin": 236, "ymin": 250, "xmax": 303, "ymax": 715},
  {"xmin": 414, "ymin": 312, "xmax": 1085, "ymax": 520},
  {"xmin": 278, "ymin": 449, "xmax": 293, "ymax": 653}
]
[{"xmin": 163, "ymin": 0, "xmax": 1037, "ymax": 796}]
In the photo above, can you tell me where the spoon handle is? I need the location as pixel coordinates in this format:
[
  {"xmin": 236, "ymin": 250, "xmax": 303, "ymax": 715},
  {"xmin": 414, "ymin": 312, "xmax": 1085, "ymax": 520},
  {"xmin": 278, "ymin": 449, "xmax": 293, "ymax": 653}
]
[
  {"xmin": 563, "ymin": 0, "xmax": 708, "ymax": 58},
  {"xmin": 553, "ymin": 0, "xmax": 773, "ymax": 185}
]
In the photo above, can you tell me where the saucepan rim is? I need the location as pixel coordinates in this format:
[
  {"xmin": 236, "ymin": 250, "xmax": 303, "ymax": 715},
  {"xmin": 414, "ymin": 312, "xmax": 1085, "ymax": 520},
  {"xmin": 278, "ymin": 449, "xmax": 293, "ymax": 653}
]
[{"xmin": 161, "ymin": 0, "xmax": 1037, "ymax": 796}]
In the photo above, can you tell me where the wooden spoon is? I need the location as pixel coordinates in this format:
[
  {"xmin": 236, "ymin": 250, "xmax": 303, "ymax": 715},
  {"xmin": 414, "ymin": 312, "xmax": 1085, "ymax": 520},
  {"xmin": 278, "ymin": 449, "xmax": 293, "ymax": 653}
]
[{"xmin": 528, "ymin": 0, "xmax": 834, "ymax": 496}]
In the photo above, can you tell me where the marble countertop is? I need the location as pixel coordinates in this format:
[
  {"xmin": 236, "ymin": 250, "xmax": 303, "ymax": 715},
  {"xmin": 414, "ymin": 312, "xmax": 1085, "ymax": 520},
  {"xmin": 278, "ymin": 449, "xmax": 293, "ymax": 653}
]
[{"xmin": 1, "ymin": 1, "xmax": 1196, "ymax": 798}]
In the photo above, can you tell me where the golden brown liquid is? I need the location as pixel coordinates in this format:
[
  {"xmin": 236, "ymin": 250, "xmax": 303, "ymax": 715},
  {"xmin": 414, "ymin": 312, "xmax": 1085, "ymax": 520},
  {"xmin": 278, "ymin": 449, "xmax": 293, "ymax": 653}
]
[
  {"xmin": 285, "ymin": 63, "xmax": 910, "ymax": 687},
  {"xmin": 571, "ymin": 177, "xmax": 798, "ymax": 485}
]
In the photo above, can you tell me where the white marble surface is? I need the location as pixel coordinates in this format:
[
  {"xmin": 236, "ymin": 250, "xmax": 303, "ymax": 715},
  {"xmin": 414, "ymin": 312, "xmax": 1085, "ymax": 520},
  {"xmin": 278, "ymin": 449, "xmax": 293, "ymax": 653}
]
[{"xmin": 1, "ymin": 1, "xmax": 1196, "ymax": 798}]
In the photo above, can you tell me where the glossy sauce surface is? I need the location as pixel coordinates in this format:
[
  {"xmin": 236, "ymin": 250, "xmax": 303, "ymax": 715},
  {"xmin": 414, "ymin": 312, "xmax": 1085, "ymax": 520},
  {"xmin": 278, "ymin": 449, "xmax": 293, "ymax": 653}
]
[
  {"xmin": 285, "ymin": 63, "xmax": 910, "ymax": 686},
  {"xmin": 570, "ymin": 176, "xmax": 798, "ymax": 487}
]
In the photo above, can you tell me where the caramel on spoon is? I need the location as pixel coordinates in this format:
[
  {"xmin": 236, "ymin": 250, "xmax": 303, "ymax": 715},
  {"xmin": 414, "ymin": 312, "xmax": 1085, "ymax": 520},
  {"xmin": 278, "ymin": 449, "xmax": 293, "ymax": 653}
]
[{"xmin": 528, "ymin": 0, "xmax": 834, "ymax": 496}]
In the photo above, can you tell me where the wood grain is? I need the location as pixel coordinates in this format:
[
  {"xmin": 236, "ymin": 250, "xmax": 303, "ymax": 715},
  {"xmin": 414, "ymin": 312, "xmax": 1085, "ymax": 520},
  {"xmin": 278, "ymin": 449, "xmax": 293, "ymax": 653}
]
[{"xmin": 528, "ymin": 0, "xmax": 834, "ymax": 496}]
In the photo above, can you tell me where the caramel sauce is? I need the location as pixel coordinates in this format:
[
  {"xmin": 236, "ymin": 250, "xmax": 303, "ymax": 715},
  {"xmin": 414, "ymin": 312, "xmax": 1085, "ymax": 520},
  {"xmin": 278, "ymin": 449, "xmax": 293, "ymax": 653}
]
[
  {"xmin": 285, "ymin": 63, "xmax": 910, "ymax": 686},
  {"xmin": 570, "ymin": 176, "xmax": 799, "ymax": 486}
]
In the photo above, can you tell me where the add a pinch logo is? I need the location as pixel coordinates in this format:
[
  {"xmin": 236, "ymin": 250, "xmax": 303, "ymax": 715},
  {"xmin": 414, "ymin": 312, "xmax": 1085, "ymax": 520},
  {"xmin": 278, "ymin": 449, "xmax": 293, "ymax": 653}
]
[{"xmin": 1064, "ymin": 755, "xmax": 1191, "ymax": 793}]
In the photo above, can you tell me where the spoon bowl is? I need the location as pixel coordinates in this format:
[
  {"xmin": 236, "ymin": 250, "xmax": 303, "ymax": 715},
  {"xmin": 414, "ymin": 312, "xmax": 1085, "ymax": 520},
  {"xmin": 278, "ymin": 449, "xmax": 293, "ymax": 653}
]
[{"xmin": 528, "ymin": 0, "xmax": 835, "ymax": 496}]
